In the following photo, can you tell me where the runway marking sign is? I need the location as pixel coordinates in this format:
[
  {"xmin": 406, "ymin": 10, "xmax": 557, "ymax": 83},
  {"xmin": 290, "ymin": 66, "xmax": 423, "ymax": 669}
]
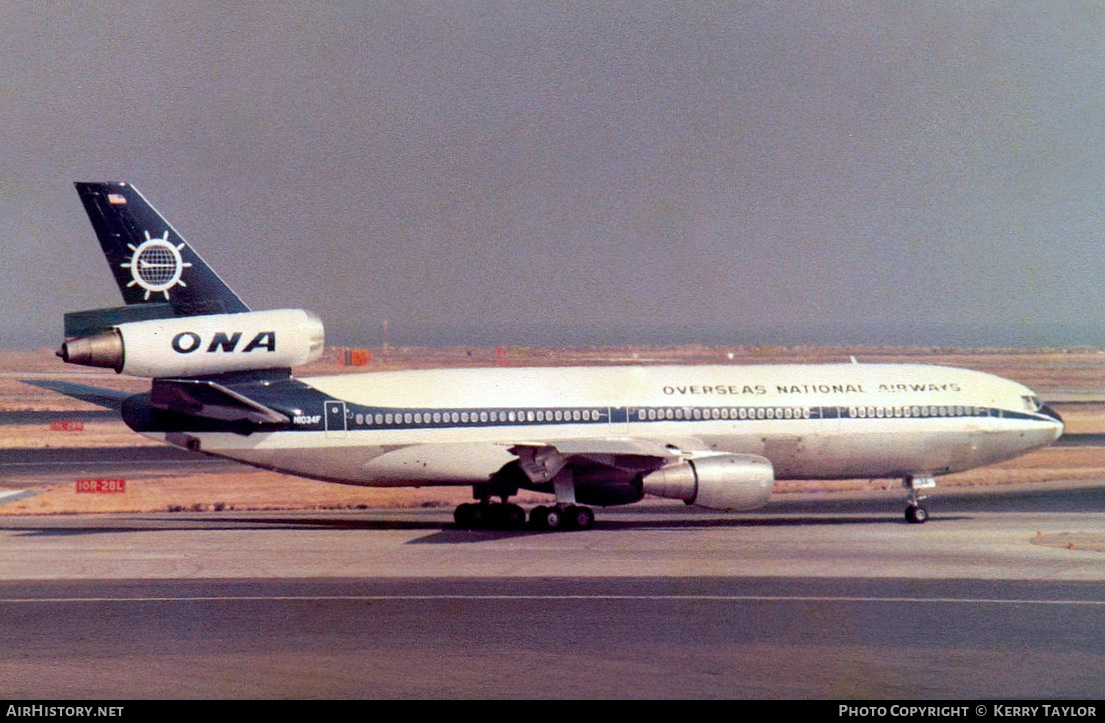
[
  {"xmin": 75, "ymin": 478, "xmax": 126, "ymax": 494},
  {"xmin": 51, "ymin": 421, "xmax": 84, "ymax": 431}
]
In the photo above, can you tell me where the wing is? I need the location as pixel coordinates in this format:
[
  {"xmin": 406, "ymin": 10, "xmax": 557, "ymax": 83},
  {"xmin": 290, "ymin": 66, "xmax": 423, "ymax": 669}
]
[
  {"xmin": 500, "ymin": 437, "xmax": 773, "ymax": 512},
  {"xmin": 509, "ymin": 437, "xmax": 683, "ymax": 484},
  {"xmin": 20, "ymin": 377, "xmax": 289, "ymax": 429},
  {"xmin": 496, "ymin": 437, "xmax": 696, "ymax": 508}
]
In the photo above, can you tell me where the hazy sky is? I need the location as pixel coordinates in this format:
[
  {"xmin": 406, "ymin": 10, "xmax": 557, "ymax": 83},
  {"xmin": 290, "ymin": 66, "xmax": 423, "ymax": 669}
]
[{"xmin": 3, "ymin": 2, "xmax": 1105, "ymax": 349}]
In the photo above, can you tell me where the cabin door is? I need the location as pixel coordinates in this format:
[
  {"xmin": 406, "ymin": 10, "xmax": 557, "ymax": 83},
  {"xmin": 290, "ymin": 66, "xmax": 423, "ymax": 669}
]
[{"xmin": 325, "ymin": 400, "xmax": 348, "ymax": 437}]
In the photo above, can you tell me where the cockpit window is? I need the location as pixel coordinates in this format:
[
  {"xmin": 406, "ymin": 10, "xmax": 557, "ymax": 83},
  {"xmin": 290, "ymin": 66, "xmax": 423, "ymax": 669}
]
[{"xmin": 1022, "ymin": 395, "xmax": 1041, "ymax": 412}]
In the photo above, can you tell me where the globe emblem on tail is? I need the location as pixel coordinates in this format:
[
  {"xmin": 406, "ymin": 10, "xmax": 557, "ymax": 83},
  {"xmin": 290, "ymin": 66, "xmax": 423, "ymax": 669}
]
[{"xmin": 121, "ymin": 230, "xmax": 193, "ymax": 300}]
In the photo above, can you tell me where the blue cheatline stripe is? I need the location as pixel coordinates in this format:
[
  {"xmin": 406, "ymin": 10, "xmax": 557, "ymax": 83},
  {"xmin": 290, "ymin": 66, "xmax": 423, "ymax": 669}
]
[
  {"xmin": 323, "ymin": 405, "xmax": 612, "ymax": 432},
  {"xmin": 297, "ymin": 400, "xmax": 1049, "ymax": 432}
]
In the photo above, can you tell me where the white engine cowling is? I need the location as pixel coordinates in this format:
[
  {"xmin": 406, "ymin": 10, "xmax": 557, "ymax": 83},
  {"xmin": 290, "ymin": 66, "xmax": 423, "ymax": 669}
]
[
  {"xmin": 641, "ymin": 454, "xmax": 774, "ymax": 511},
  {"xmin": 59, "ymin": 309, "xmax": 325, "ymax": 378}
]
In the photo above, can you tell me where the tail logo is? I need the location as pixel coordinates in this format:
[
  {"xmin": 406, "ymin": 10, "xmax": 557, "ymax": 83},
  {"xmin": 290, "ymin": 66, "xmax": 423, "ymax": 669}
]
[{"xmin": 121, "ymin": 230, "xmax": 193, "ymax": 300}]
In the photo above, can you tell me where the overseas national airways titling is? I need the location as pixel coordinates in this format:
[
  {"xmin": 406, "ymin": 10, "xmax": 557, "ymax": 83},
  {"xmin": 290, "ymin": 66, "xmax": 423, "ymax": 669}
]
[
  {"xmin": 50, "ymin": 182, "xmax": 1064, "ymax": 530},
  {"xmin": 663, "ymin": 381, "xmax": 962, "ymax": 396}
]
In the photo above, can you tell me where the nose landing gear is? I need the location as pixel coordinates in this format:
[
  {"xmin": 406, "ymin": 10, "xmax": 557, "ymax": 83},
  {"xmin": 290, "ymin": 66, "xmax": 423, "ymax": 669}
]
[
  {"xmin": 903, "ymin": 475, "xmax": 935, "ymax": 524},
  {"xmin": 905, "ymin": 504, "xmax": 929, "ymax": 524}
]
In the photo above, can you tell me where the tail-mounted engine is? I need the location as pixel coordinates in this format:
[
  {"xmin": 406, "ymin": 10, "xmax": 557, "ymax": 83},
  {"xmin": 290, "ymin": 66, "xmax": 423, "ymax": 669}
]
[{"xmin": 58, "ymin": 308, "xmax": 325, "ymax": 378}]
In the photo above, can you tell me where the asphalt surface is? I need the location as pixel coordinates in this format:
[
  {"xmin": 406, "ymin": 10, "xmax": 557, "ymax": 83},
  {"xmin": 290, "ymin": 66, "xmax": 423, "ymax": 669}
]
[
  {"xmin": 2, "ymin": 485, "xmax": 1105, "ymax": 699},
  {"xmin": 2, "ymin": 575, "xmax": 1104, "ymax": 699},
  {"xmin": 0, "ymin": 446, "xmax": 237, "ymax": 485}
]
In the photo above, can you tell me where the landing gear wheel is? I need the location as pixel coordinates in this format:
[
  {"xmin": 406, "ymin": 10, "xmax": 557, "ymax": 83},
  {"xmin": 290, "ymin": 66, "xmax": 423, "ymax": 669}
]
[
  {"xmin": 529, "ymin": 506, "xmax": 549, "ymax": 530},
  {"xmin": 905, "ymin": 504, "xmax": 929, "ymax": 524},
  {"xmin": 455, "ymin": 502, "xmax": 527, "ymax": 530},
  {"xmin": 504, "ymin": 504, "xmax": 526, "ymax": 529},
  {"xmin": 902, "ymin": 475, "xmax": 934, "ymax": 525},
  {"xmin": 543, "ymin": 506, "xmax": 563, "ymax": 530},
  {"xmin": 566, "ymin": 505, "xmax": 594, "ymax": 530}
]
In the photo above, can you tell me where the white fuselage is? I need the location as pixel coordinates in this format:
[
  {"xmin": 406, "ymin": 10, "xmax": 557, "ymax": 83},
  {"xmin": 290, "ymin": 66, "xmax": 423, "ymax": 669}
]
[{"xmin": 150, "ymin": 362, "xmax": 1063, "ymax": 489}]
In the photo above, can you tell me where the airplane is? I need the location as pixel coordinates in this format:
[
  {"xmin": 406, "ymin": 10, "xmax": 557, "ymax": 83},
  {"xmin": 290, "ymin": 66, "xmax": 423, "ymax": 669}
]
[{"xmin": 51, "ymin": 182, "xmax": 1064, "ymax": 530}]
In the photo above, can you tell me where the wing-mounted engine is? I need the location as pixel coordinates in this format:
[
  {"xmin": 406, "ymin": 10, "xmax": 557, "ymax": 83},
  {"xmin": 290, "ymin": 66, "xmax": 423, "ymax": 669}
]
[
  {"xmin": 494, "ymin": 444, "xmax": 663, "ymax": 507},
  {"xmin": 58, "ymin": 308, "xmax": 325, "ymax": 378},
  {"xmin": 502, "ymin": 443, "xmax": 774, "ymax": 511},
  {"xmin": 642, "ymin": 454, "xmax": 774, "ymax": 511}
]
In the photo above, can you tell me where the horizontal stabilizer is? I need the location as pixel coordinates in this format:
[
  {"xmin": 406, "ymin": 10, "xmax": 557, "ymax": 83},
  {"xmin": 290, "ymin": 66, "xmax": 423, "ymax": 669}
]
[
  {"xmin": 19, "ymin": 379, "xmax": 133, "ymax": 411},
  {"xmin": 64, "ymin": 304, "xmax": 175, "ymax": 338},
  {"xmin": 151, "ymin": 378, "xmax": 290, "ymax": 425}
]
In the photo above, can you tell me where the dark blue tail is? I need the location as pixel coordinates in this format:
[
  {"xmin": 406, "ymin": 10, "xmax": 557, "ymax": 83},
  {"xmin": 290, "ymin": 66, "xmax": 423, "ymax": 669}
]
[{"xmin": 74, "ymin": 182, "xmax": 249, "ymax": 317}]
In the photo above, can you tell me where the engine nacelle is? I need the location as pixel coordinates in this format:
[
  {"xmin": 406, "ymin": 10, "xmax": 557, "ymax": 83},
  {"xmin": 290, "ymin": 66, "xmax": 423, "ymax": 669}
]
[
  {"xmin": 59, "ymin": 309, "xmax": 325, "ymax": 378},
  {"xmin": 641, "ymin": 454, "xmax": 774, "ymax": 511}
]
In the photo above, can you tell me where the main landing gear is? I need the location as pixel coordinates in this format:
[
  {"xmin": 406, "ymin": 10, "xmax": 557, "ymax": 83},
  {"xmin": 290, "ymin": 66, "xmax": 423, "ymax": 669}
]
[
  {"xmin": 454, "ymin": 502, "xmax": 526, "ymax": 530},
  {"xmin": 453, "ymin": 502, "xmax": 596, "ymax": 531},
  {"xmin": 530, "ymin": 504, "xmax": 595, "ymax": 531},
  {"xmin": 903, "ymin": 475, "xmax": 935, "ymax": 524},
  {"xmin": 454, "ymin": 470, "xmax": 596, "ymax": 532}
]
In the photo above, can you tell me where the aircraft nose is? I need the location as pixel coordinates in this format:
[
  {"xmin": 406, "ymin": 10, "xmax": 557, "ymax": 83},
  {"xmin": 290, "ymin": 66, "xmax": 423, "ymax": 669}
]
[
  {"xmin": 1039, "ymin": 404, "xmax": 1065, "ymax": 440},
  {"xmin": 1039, "ymin": 404, "xmax": 1063, "ymax": 424}
]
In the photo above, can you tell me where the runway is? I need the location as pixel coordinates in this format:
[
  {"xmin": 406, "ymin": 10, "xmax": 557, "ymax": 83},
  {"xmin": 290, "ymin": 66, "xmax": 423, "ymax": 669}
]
[{"xmin": 2, "ymin": 484, "xmax": 1105, "ymax": 698}]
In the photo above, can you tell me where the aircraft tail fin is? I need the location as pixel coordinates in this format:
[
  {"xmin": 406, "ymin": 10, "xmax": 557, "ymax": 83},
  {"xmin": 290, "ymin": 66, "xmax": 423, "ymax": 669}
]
[{"xmin": 74, "ymin": 182, "xmax": 249, "ymax": 317}]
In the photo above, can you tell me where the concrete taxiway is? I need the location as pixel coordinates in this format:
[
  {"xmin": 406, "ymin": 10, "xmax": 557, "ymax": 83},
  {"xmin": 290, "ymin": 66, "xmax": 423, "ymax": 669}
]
[{"xmin": 2, "ymin": 484, "xmax": 1105, "ymax": 698}]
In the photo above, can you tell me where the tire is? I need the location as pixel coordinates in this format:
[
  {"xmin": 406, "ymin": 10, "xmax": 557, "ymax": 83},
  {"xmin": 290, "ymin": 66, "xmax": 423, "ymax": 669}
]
[
  {"xmin": 543, "ymin": 507, "xmax": 563, "ymax": 530},
  {"xmin": 529, "ymin": 506, "xmax": 548, "ymax": 529},
  {"xmin": 505, "ymin": 504, "xmax": 526, "ymax": 529},
  {"xmin": 572, "ymin": 506, "xmax": 594, "ymax": 530},
  {"xmin": 905, "ymin": 505, "xmax": 929, "ymax": 524},
  {"xmin": 454, "ymin": 503, "xmax": 472, "ymax": 528}
]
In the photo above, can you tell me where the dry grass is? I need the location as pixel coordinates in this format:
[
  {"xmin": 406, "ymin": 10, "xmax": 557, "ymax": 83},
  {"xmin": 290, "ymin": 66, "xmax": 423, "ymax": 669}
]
[
  {"xmin": 0, "ymin": 470, "xmax": 549, "ymax": 516},
  {"xmin": 774, "ymin": 447, "xmax": 1105, "ymax": 494},
  {"xmin": 0, "ymin": 422, "xmax": 162, "ymax": 449},
  {"xmin": 1045, "ymin": 405, "xmax": 1105, "ymax": 435}
]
